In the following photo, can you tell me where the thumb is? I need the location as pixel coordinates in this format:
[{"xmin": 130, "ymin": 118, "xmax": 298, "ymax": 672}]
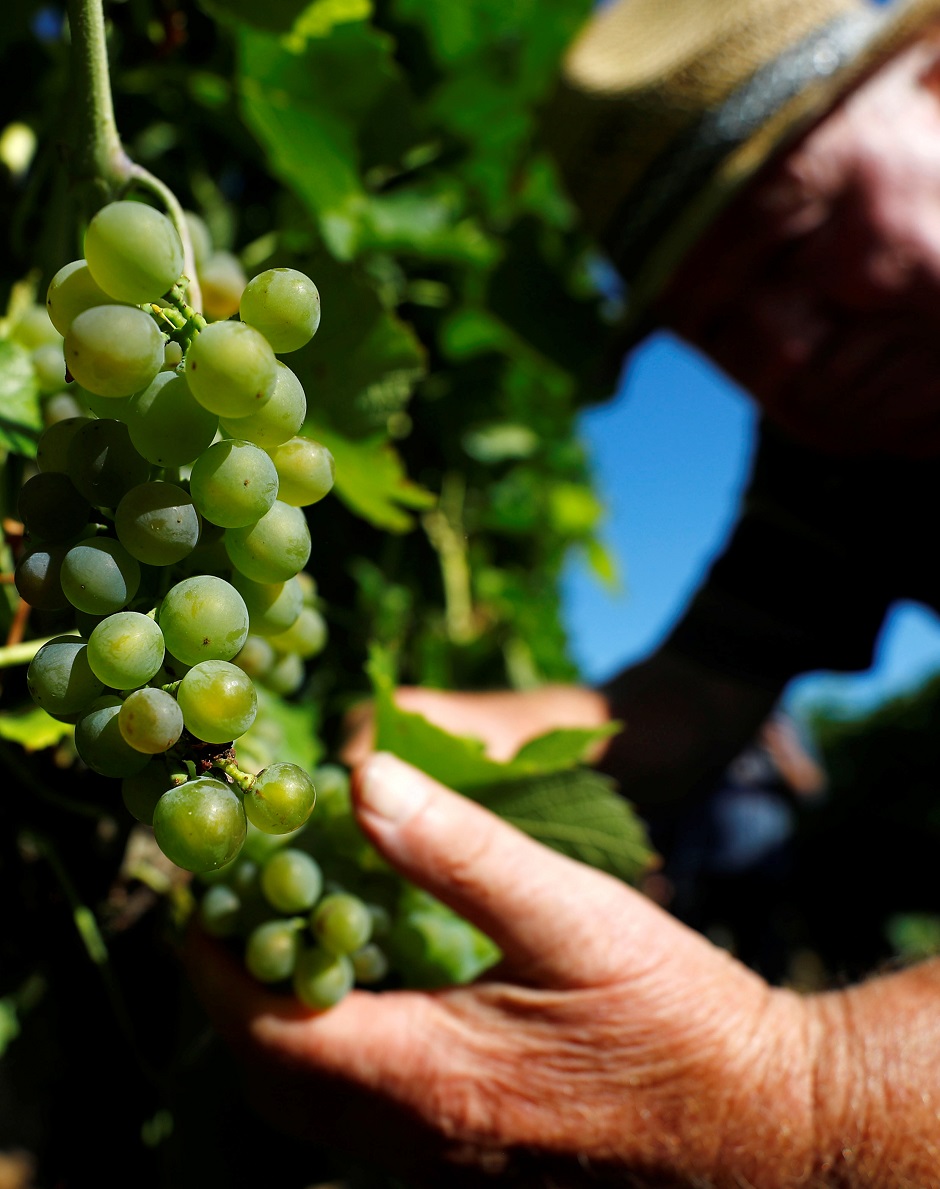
[{"xmin": 352, "ymin": 752, "xmax": 674, "ymax": 989}]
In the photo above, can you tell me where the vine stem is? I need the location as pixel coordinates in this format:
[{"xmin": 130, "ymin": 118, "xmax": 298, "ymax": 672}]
[
  {"xmin": 65, "ymin": 0, "xmax": 202, "ymax": 312},
  {"xmin": 0, "ymin": 634, "xmax": 71, "ymax": 670}
]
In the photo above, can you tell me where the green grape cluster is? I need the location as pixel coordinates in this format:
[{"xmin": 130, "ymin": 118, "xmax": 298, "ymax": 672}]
[
  {"xmin": 196, "ymin": 765, "xmax": 498, "ymax": 1011},
  {"xmin": 16, "ymin": 199, "xmax": 334, "ymax": 875}
]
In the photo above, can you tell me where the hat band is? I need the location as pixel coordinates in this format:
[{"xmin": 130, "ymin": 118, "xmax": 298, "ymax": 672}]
[{"xmin": 612, "ymin": 7, "xmax": 887, "ymax": 282}]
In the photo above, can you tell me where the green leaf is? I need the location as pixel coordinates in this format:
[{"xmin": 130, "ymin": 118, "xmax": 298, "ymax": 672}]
[
  {"xmin": 237, "ymin": 22, "xmax": 414, "ymax": 256},
  {"xmin": 368, "ymin": 644, "xmax": 623, "ymax": 789},
  {"xmin": 0, "ymin": 339, "xmax": 41, "ymax": 457},
  {"xmin": 311, "ymin": 426, "xmax": 436, "ymax": 532},
  {"xmin": 509, "ymin": 723, "xmax": 622, "ymax": 772},
  {"xmin": 583, "ymin": 537, "xmax": 622, "ymax": 591},
  {"xmin": 289, "ymin": 252, "xmax": 426, "ymax": 437},
  {"xmin": 475, "ymin": 767, "xmax": 655, "ymax": 884},
  {"xmin": 0, "ymin": 706, "xmax": 73, "ymax": 752},
  {"xmin": 284, "ymin": 0, "xmax": 374, "ymax": 50}
]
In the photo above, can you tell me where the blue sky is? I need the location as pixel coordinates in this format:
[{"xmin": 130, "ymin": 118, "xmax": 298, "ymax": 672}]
[{"xmin": 561, "ymin": 331, "xmax": 940, "ymax": 721}]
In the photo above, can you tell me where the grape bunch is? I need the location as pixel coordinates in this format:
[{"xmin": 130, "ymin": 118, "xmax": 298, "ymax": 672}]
[
  {"xmin": 15, "ymin": 198, "xmax": 334, "ymax": 875},
  {"xmin": 197, "ymin": 765, "xmax": 498, "ymax": 1009}
]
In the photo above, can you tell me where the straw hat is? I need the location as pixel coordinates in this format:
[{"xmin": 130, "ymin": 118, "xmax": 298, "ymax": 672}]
[{"xmin": 547, "ymin": 0, "xmax": 940, "ymax": 331}]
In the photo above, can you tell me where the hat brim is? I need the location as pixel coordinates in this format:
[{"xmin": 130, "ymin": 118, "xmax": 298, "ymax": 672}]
[{"xmin": 624, "ymin": 0, "xmax": 940, "ymax": 341}]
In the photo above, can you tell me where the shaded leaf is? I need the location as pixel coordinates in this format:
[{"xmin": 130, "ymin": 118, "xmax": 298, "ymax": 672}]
[
  {"xmin": 312, "ymin": 426, "xmax": 435, "ymax": 532},
  {"xmin": 291, "ymin": 252, "xmax": 426, "ymax": 436},
  {"xmin": 474, "ymin": 767, "xmax": 655, "ymax": 884},
  {"xmin": 0, "ymin": 339, "xmax": 41, "ymax": 457},
  {"xmin": 0, "ymin": 706, "xmax": 72, "ymax": 752}
]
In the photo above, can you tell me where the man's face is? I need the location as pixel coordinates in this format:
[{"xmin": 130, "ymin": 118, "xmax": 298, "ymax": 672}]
[{"xmin": 658, "ymin": 27, "xmax": 940, "ymax": 457}]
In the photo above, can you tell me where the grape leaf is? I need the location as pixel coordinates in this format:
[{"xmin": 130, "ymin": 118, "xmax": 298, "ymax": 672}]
[
  {"xmin": 0, "ymin": 706, "xmax": 72, "ymax": 752},
  {"xmin": 367, "ymin": 646, "xmax": 652, "ymax": 881},
  {"xmin": 237, "ymin": 22, "xmax": 414, "ymax": 257},
  {"xmin": 369, "ymin": 644, "xmax": 623, "ymax": 789},
  {"xmin": 0, "ymin": 339, "xmax": 41, "ymax": 457},
  {"xmin": 289, "ymin": 252, "xmax": 427, "ymax": 437},
  {"xmin": 473, "ymin": 767, "xmax": 655, "ymax": 884},
  {"xmin": 310, "ymin": 425, "xmax": 436, "ymax": 532}
]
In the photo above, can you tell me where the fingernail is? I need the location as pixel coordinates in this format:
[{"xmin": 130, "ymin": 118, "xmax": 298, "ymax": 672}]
[{"xmin": 358, "ymin": 753, "xmax": 430, "ymax": 824}]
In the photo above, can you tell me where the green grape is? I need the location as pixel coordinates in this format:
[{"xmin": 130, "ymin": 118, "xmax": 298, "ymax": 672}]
[
  {"xmin": 158, "ymin": 575, "xmax": 249, "ymax": 666},
  {"xmin": 189, "ymin": 439, "xmax": 279, "ymax": 528},
  {"xmin": 292, "ymin": 947, "xmax": 353, "ymax": 1011},
  {"xmin": 224, "ymin": 501, "xmax": 311, "ymax": 584},
  {"xmin": 27, "ymin": 636, "xmax": 104, "ymax": 717},
  {"xmin": 36, "ymin": 415, "xmax": 92, "ymax": 472},
  {"xmin": 245, "ymin": 918, "xmax": 302, "ymax": 983},
  {"xmin": 184, "ymin": 210, "xmax": 212, "ymax": 271},
  {"xmin": 118, "ymin": 687, "xmax": 184, "ymax": 754},
  {"xmin": 351, "ymin": 943, "xmax": 390, "ymax": 985},
  {"xmin": 200, "ymin": 883, "xmax": 243, "ymax": 939},
  {"xmin": 73, "ymin": 385, "xmax": 135, "ymax": 421},
  {"xmin": 220, "ymin": 360, "xmax": 306, "ymax": 449},
  {"xmin": 268, "ymin": 606, "xmax": 327, "ymax": 659},
  {"xmin": 42, "ymin": 392, "xmax": 86, "ymax": 425},
  {"xmin": 46, "ymin": 259, "xmax": 122, "ymax": 336},
  {"xmin": 115, "ymin": 481, "xmax": 200, "ymax": 566},
  {"xmin": 267, "ymin": 437, "xmax": 334, "ymax": 507},
  {"xmin": 231, "ymin": 634, "xmax": 276, "ymax": 680},
  {"xmin": 66, "ymin": 418, "xmax": 151, "ymax": 508},
  {"xmin": 200, "ymin": 250, "xmax": 247, "ymax": 320},
  {"xmin": 87, "ymin": 611, "xmax": 165, "ymax": 689},
  {"xmin": 84, "ymin": 201, "xmax": 184, "ymax": 304},
  {"xmin": 153, "ymin": 777, "xmax": 247, "ymax": 873},
  {"xmin": 311, "ymin": 892, "xmax": 372, "ymax": 956},
  {"xmin": 60, "ymin": 537, "xmax": 141, "ymax": 615},
  {"xmin": 15, "ymin": 545, "xmax": 70, "ymax": 610},
  {"xmin": 176, "ymin": 660, "xmax": 257, "ymax": 744},
  {"xmin": 239, "ymin": 268, "xmax": 320, "ymax": 354},
  {"xmin": 126, "ymin": 371, "xmax": 218, "ymax": 467},
  {"xmin": 244, "ymin": 762, "xmax": 316, "ymax": 835},
  {"xmin": 185, "ymin": 321, "xmax": 277, "ymax": 418},
  {"xmin": 231, "ymin": 573, "xmax": 302, "ymax": 637},
  {"xmin": 295, "ymin": 570, "xmax": 318, "ymax": 605},
  {"xmin": 367, "ymin": 903, "xmax": 393, "ymax": 940},
  {"xmin": 75, "ymin": 695, "xmax": 150, "ymax": 778},
  {"xmin": 13, "ymin": 304, "xmax": 62, "ymax": 349},
  {"xmin": 32, "ymin": 342, "xmax": 67, "ymax": 395},
  {"xmin": 261, "ymin": 651, "xmax": 305, "ymax": 696},
  {"xmin": 64, "ymin": 305, "xmax": 165, "ymax": 398},
  {"xmin": 259, "ymin": 848, "xmax": 322, "ymax": 914},
  {"xmin": 18, "ymin": 472, "xmax": 89, "ymax": 543},
  {"xmin": 121, "ymin": 758, "xmax": 177, "ymax": 825}
]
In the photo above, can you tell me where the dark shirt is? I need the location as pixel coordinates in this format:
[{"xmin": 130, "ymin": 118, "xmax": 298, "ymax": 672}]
[{"xmin": 666, "ymin": 421, "xmax": 939, "ymax": 688}]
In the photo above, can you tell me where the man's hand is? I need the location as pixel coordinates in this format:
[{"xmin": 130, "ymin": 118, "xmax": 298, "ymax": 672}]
[
  {"xmin": 340, "ymin": 684, "xmax": 612, "ymax": 768},
  {"xmin": 187, "ymin": 753, "xmax": 826, "ymax": 1187}
]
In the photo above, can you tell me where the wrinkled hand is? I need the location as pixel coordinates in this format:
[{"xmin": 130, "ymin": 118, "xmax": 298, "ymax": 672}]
[
  {"xmin": 186, "ymin": 753, "xmax": 821, "ymax": 1188},
  {"xmin": 340, "ymin": 684, "xmax": 612, "ymax": 769}
]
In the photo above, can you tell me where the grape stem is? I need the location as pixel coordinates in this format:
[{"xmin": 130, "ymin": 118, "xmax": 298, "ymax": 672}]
[
  {"xmin": 212, "ymin": 758, "xmax": 257, "ymax": 794},
  {"xmin": 64, "ymin": 0, "xmax": 203, "ymax": 312}
]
